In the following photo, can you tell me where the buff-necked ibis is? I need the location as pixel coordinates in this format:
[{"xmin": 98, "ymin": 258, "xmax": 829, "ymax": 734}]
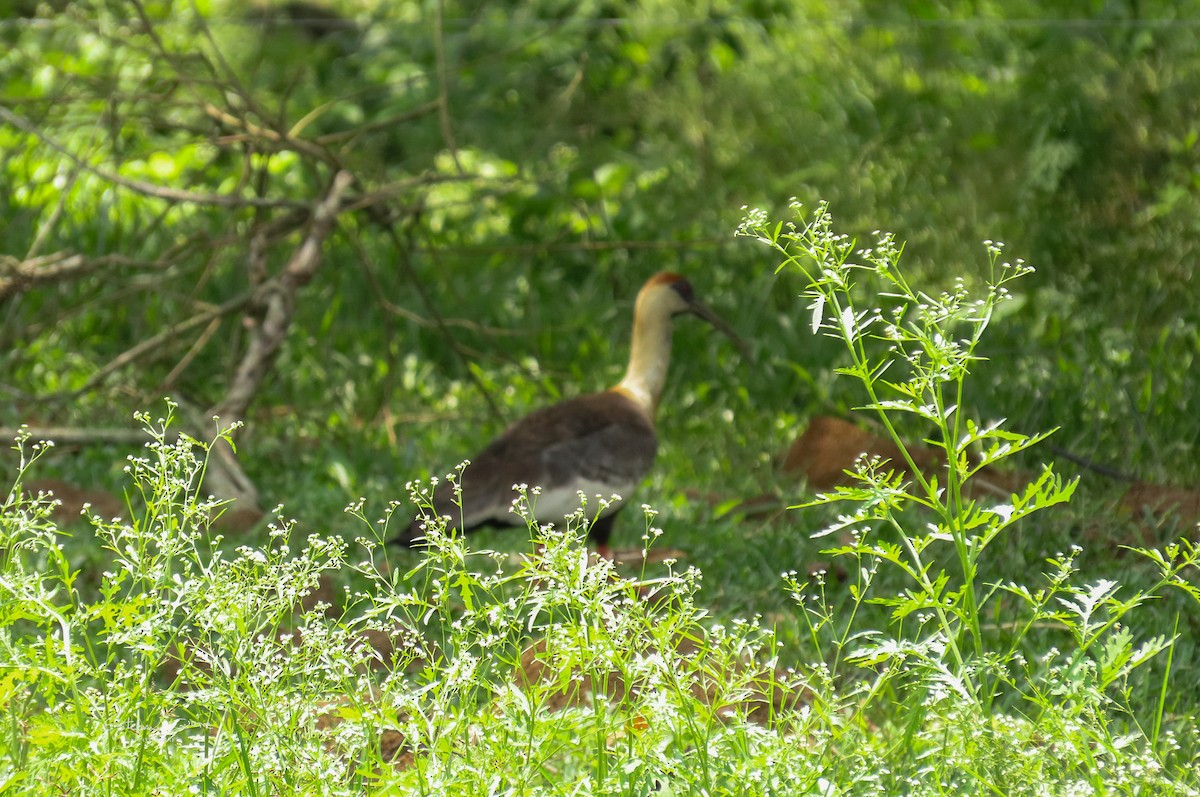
[{"xmin": 396, "ymin": 272, "xmax": 745, "ymax": 559}]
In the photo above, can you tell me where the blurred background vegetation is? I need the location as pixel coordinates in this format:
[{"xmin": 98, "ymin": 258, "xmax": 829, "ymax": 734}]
[{"xmin": 1, "ymin": 0, "xmax": 1198, "ymax": 602}]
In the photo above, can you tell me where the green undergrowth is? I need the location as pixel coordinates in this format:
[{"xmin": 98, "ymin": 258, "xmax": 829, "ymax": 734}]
[{"xmin": 2, "ymin": 206, "xmax": 1199, "ymax": 794}]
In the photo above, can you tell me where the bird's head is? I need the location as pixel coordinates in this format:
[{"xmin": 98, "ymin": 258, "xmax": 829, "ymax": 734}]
[{"xmin": 637, "ymin": 272, "xmax": 750, "ymax": 357}]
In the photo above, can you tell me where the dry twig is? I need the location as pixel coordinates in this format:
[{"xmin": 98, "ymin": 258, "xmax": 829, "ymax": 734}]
[{"xmin": 73, "ymin": 293, "xmax": 254, "ymax": 396}]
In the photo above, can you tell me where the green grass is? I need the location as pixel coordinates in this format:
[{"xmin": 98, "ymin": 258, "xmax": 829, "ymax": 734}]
[{"xmin": 3, "ymin": 205, "xmax": 1199, "ymax": 794}]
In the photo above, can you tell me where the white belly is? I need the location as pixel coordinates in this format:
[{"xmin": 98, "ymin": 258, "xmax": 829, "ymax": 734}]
[{"xmin": 520, "ymin": 478, "xmax": 634, "ymax": 526}]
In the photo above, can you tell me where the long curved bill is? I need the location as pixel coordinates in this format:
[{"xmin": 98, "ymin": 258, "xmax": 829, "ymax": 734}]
[{"xmin": 688, "ymin": 299, "xmax": 752, "ymax": 360}]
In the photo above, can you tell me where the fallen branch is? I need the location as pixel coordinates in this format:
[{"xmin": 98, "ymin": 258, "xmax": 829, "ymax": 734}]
[
  {"xmin": 156, "ymin": 316, "xmax": 223, "ymax": 394},
  {"xmin": 2, "ymin": 415, "xmax": 260, "ymax": 516}
]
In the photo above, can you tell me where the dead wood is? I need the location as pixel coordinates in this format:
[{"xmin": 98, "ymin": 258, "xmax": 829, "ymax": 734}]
[
  {"xmin": 4, "ymin": 411, "xmax": 262, "ymax": 524},
  {"xmin": 74, "ymin": 293, "xmax": 254, "ymax": 397}
]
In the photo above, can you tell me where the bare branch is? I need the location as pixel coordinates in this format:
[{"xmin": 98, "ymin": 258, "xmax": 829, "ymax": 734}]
[
  {"xmin": 74, "ymin": 292, "xmax": 254, "ymax": 396},
  {"xmin": 202, "ymin": 102, "xmax": 341, "ymax": 168},
  {"xmin": 3, "ymin": 415, "xmax": 260, "ymax": 514},
  {"xmin": 210, "ymin": 170, "xmax": 355, "ymax": 425},
  {"xmin": 282, "ymin": 170, "xmax": 355, "ymax": 288},
  {"xmin": 313, "ymin": 101, "xmax": 441, "ymax": 146},
  {"xmin": 0, "ymin": 252, "xmax": 173, "ymax": 300},
  {"xmin": 156, "ymin": 317, "xmax": 223, "ymax": 394}
]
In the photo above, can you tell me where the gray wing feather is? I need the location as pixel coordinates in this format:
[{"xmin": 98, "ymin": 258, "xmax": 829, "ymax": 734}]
[
  {"xmin": 415, "ymin": 390, "xmax": 656, "ymax": 533},
  {"xmin": 541, "ymin": 422, "xmax": 656, "ymax": 488}
]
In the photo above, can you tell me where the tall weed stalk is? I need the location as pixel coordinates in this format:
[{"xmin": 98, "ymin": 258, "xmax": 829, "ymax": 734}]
[{"xmin": 740, "ymin": 200, "xmax": 1200, "ymax": 791}]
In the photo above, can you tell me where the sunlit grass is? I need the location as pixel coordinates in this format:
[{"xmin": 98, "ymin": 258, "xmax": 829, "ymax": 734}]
[{"xmin": 3, "ymin": 207, "xmax": 1199, "ymax": 793}]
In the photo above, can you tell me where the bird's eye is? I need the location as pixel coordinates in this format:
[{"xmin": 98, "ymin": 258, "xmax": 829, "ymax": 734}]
[{"xmin": 670, "ymin": 279, "xmax": 694, "ymax": 302}]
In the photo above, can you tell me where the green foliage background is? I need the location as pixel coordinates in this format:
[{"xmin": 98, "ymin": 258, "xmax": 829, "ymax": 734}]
[
  {"xmin": 4, "ymin": 0, "xmax": 1195, "ymax": 597},
  {"xmin": 1, "ymin": 2, "xmax": 1198, "ymax": 595},
  {"xmin": 0, "ymin": 0, "xmax": 1195, "ymax": 566},
  {"xmin": 3, "ymin": 2, "xmax": 1200, "ymax": 790}
]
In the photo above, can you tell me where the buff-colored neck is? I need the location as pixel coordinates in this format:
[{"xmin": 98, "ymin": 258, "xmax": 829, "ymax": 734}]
[{"xmin": 612, "ymin": 299, "xmax": 673, "ymax": 417}]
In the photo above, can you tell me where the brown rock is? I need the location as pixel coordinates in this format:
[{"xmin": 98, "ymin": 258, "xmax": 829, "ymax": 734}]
[
  {"xmin": 23, "ymin": 478, "xmax": 126, "ymax": 522},
  {"xmin": 515, "ymin": 631, "xmax": 808, "ymax": 725},
  {"xmin": 781, "ymin": 415, "xmax": 1026, "ymax": 497},
  {"xmin": 1120, "ymin": 482, "xmax": 1200, "ymax": 530}
]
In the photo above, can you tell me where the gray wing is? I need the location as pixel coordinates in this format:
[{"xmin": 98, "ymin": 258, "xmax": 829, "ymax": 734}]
[
  {"xmin": 419, "ymin": 391, "xmax": 656, "ymax": 532},
  {"xmin": 540, "ymin": 420, "xmax": 656, "ymax": 491}
]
